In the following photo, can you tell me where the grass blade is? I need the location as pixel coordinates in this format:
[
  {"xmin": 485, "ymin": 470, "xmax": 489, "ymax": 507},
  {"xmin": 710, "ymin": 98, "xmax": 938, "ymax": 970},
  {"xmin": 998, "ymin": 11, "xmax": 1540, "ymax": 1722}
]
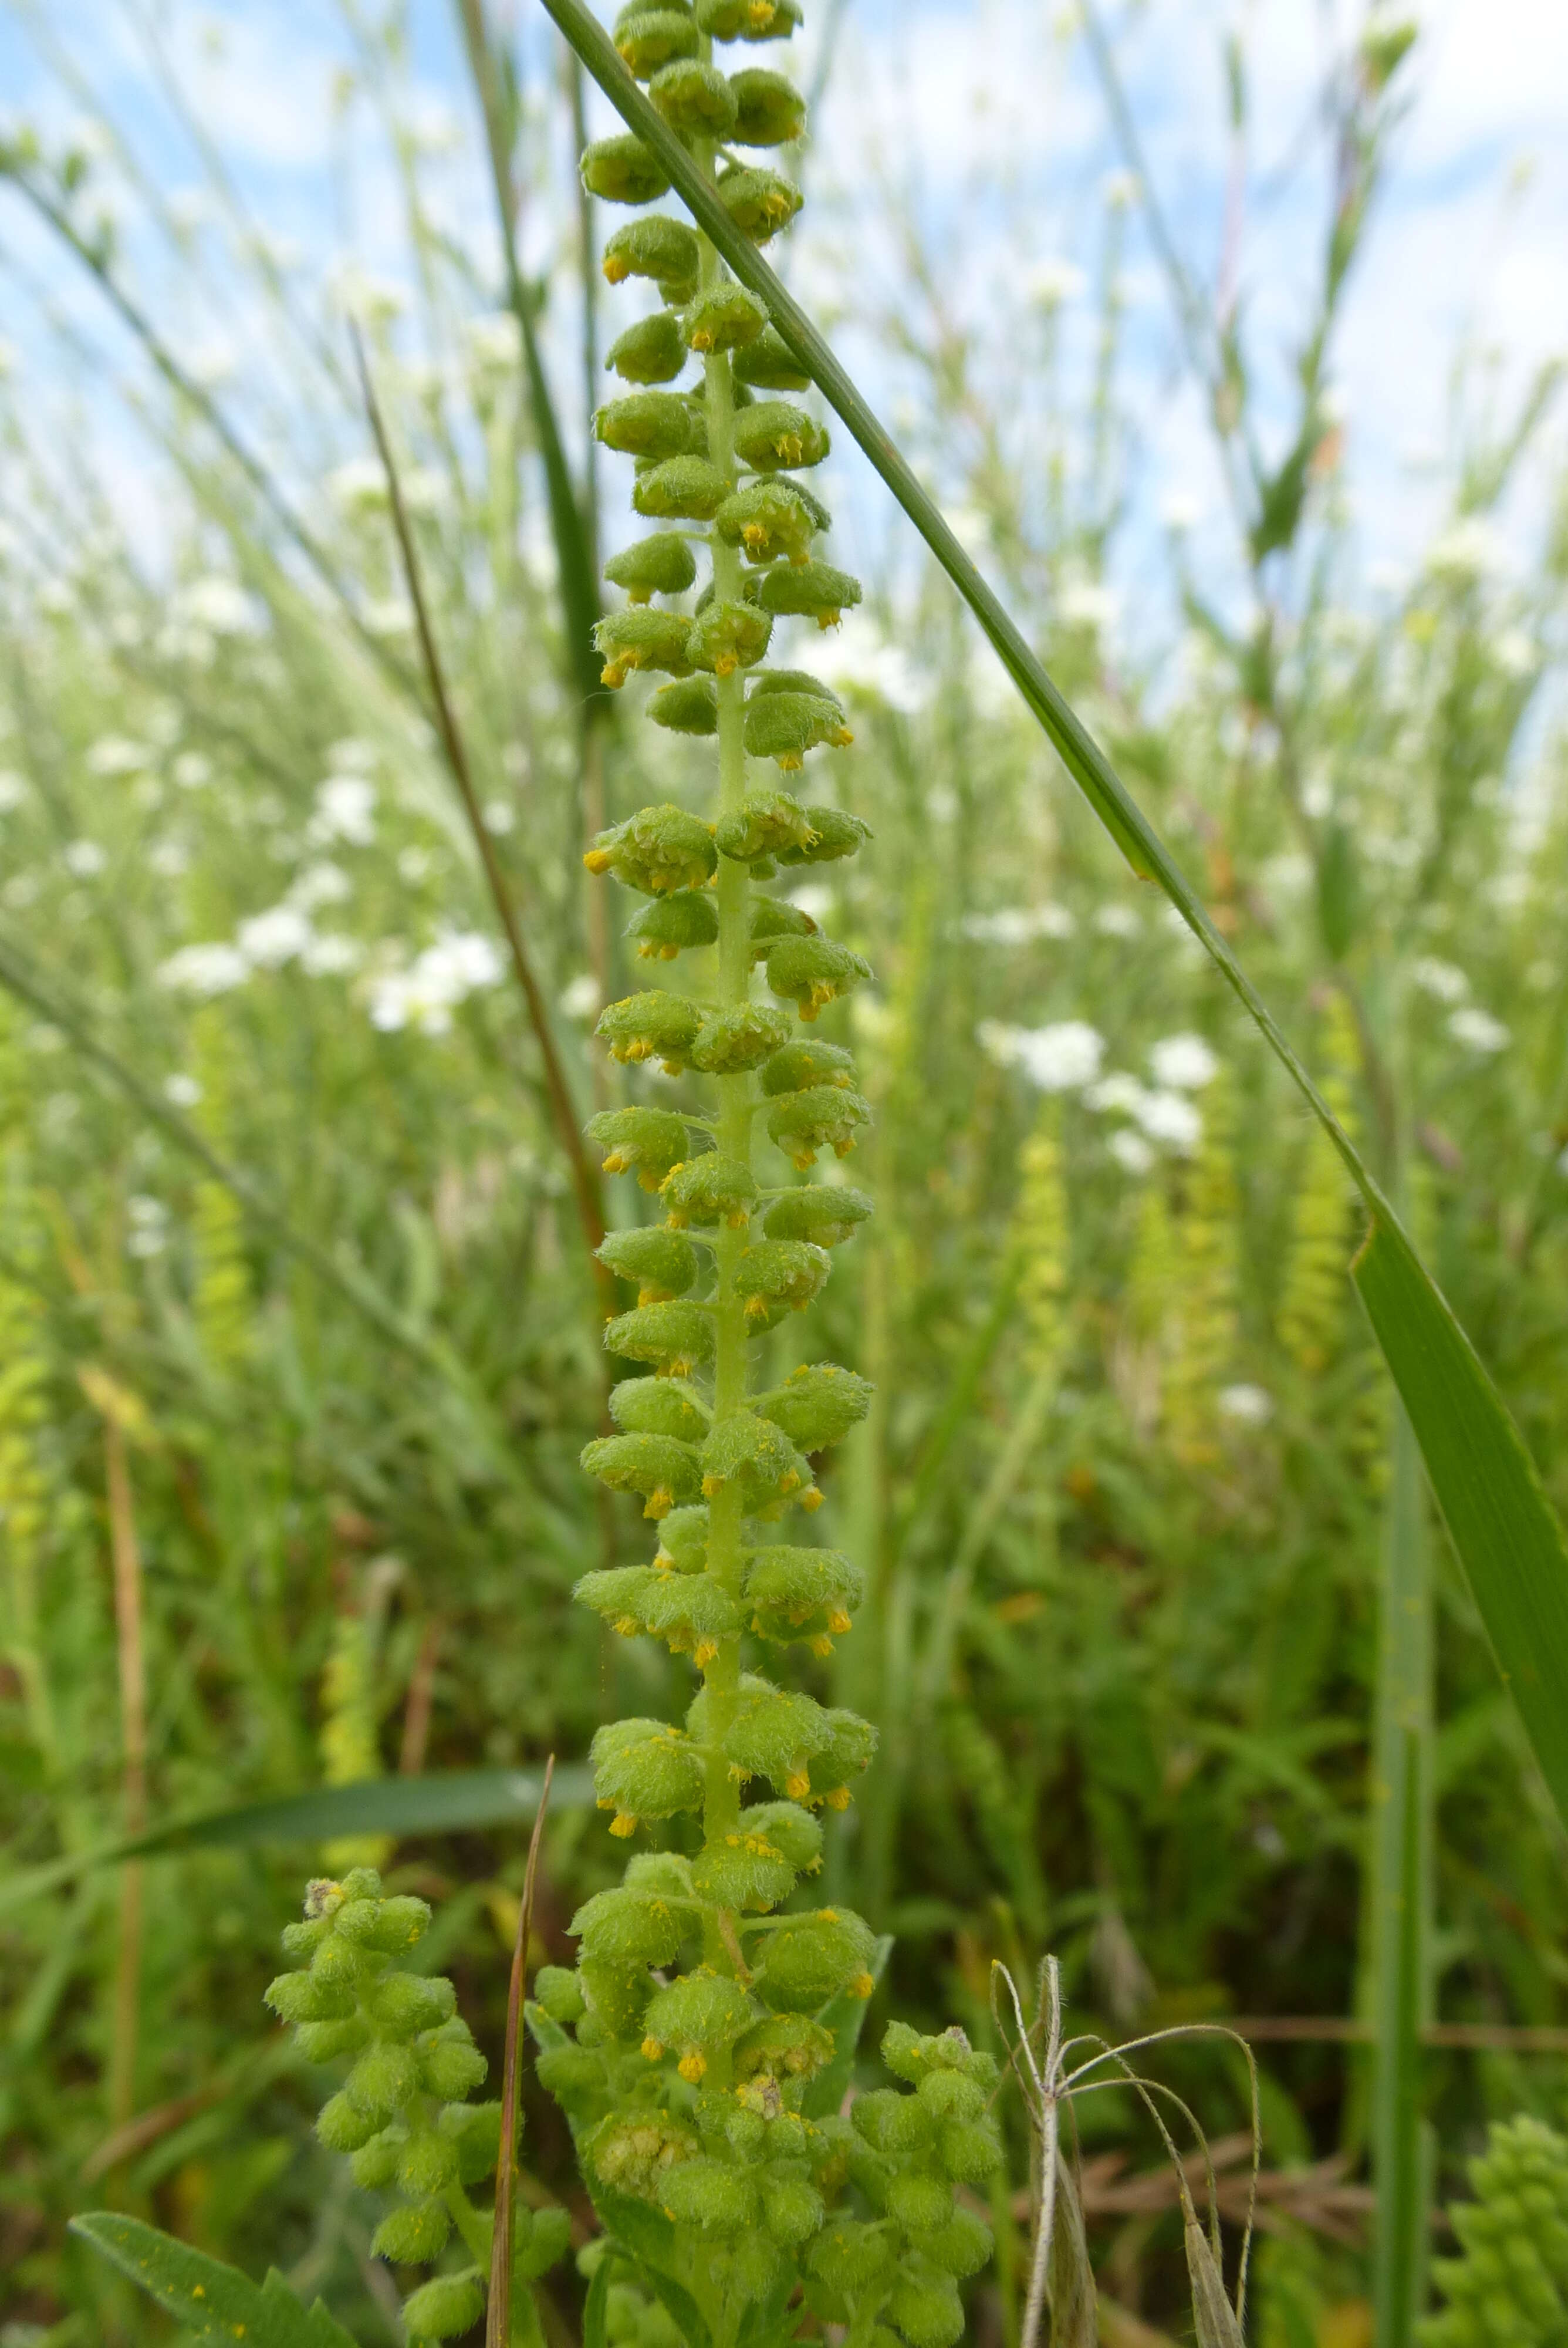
[
  {"xmin": 1354, "ymin": 1221, "xmax": 1568, "ymax": 1823},
  {"xmin": 489, "ymin": 1752, "xmax": 556, "ymax": 2348},
  {"xmin": 69, "ymin": 2211, "xmax": 356, "ymax": 2346},
  {"xmin": 1, "ymin": 1767, "xmax": 592, "ymax": 1914},
  {"xmin": 534, "ymin": 0, "xmax": 1568, "ymax": 1829}
]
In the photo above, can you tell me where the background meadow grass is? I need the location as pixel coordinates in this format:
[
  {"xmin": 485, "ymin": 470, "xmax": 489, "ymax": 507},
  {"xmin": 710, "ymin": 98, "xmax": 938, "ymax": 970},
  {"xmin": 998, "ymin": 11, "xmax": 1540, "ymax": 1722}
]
[{"xmin": 2, "ymin": 2, "xmax": 1568, "ymax": 2342}]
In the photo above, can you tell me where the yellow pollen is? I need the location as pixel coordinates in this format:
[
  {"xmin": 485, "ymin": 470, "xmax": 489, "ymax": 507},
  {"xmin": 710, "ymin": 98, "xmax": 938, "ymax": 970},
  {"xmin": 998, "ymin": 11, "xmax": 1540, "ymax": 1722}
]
[
  {"xmin": 801, "ymin": 1487, "xmax": 824, "ymax": 1512},
  {"xmin": 824, "ymin": 1786, "xmax": 851, "ymax": 1810},
  {"xmin": 809, "ymin": 1635, "xmax": 833, "ymax": 1657},
  {"xmin": 745, "ymin": 1295, "xmax": 769, "ymax": 1321},
  {"xmin": 613, "ymin": 1615, "xmax": 641, "ymax": 1638},
  {"xmin": 850, "ymin": 1973, "xmax": 876, "ymax": 1998},
  {"xmin": 584, "ymin": 848, "xmax": 613, "ymax": 874},
  {"xmin": 644, "ymin": 1487, "xmax": 675, "ymax": 1520},
  {"xmin": 604, "ymin": 255, "xmax": 630, "ymax": 283},
  {"xmin": 678, "ymin": 2050, "xmax": 708, "ymax": 2083},
  {"xmin": 609, "ymin": 1812, "xmax": 638, "ymax": 1838},
  {"xmin": 828, "ymin": 1608, "xmax": 852, "ymax": 1634},
  {"xmin": 642, "ymin": 2035, "xmax": 664, "ymax": 2060},
  {"xmin": 694, "ymin": 1639, "xmax": 719, "ymax": 1666},
  {"xmin": 816, "ymin": 610, "xmax": 843, "ymax": 630},
  {"xmin": 702, "ymin": 1473, "xmax": 724, "ymax": 1497},
  {"xmin": 785, "ymin": 1769, "xmax": 811, "ymax": 1799},
  {"xmin": 778, "ymin": 753, "xmax": 803, "ymax": 772},
  {"xmin": 601, "ymin": 659, "xmax": 630, "ymax": 689},
  {"xmin": 714, "ymin": 653, "xmax": 739, "ymax": 677}
]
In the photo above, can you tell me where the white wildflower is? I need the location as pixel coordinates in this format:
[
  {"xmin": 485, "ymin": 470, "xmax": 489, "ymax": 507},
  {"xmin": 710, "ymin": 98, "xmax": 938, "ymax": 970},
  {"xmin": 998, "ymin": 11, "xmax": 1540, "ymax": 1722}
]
[
  {"xmin": 310, "ymin": 774, "xmax": 377, "ymax": 846},
  {"xmin": 981, "ymin": 1019, "xmax": 1106, "ymax": 1092},
  {"xmin": 465, "ymin": 311, "xmax": 523, "ymax": 370},
  {"xmin": 290, "ymin": 860, "xmax": 352, "ymax": 909},
  {"xmin": 363, "ymin": 596, "xmax": 414, "ymax": 637},
  {"xmin": 0, "ymin": 770, "xmax": 25, "ymax": 811},
  {"xmin": 1107, "ymin": 1129, "xmax": 1155, "ymax": 1175},
  {"xmin": 164, "ymin": 1074, "xmax": 202, "ymax": 1108},
  {"xmin": 1026, "ymin": 257, "xmax": 1086, "ymax": 308},
  {"xmin": 1448, "ymin": 1006, "xmax": 1509, "ymax": 1054},
  {"xmin": 1085, "ymin": 1073, "xmax": 1147, "ymax": 1116},
  {"xmin": 328, "ymin": 738, "xmax": 377, "ymax": 773},
  {"xmin": 1411, "ymin": 956, "xmax": 1468, "ymax": 1004},
  {"xmin": 1492, "ymin": 627, "xmax": 1535, "ymax": 678},
  {"xmin": 1427, "ymin": 517, "xmax": 1508, "ymax": 582},
  {"xmin": 1149, "ymin": 1034, "xmax": 1218, "ymax": 1090},
  {"xmin": 85, "ymin": 735, "xmax": 151, "ymax": 777},
  {"xmin": 329, "ymin": 457, "xmax": 389, "ymax": 513},
  {"xmin": 158, "ymin": 942, "xmax": 249, "ymax": 996},
  {"xmin": 962, "ymin": 905, "xmax": 1074, "ymax": 944},
  {"xmin": 482, "ymin": 799, "xmax": 516, "ymax": 835},
  {"xmin": 398, "ymin": 848, "xmax": 432, "ymax": 884},
  {"xmin": 1060, "ymin": 580, "xmax": 1121, "ymax": 634},
  {"xmin": 237, "ymin": 905, "xmax": 313, "ymax": 966},
  {"xmin": 1218, "ymin": 1383, "xmax": 1274, "ymax": 1426},
  {"xmin": 369, "ymin": 931, "xmax": 503, "ymax": 1036},
  {"xmin": 1093, "ymin": 904, "xmax": 1139, "ymax": 938},
  {"xmin": 1133, "ymin": 1089, "xmax": 1203, "ymax": 1151},
  {"xmin": 299, "ymin": 933, "xmax": 363, "ymax": 977},
  {"xmin": 63, "ymin": 839, "xmax": 106, "ymax": 878},
  {"xmin": 148, "ymin": 839, "xmax": 188, "ymax": 876},
  {"xmin": 172, "ymin": 576, "xmax": 258, "ymax": 636}
]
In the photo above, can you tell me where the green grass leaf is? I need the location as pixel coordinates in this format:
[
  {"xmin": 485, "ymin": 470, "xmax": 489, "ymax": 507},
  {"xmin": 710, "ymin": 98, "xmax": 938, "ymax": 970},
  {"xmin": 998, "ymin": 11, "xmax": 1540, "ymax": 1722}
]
[
  {"xmin": 69, "ymin": 2212, "xmax": 355, "ymax": 2347},
  {"xmin": 2, "ymin": 1767, "xmax": 592, "ymax": 1915},
  {"xmin": 535, "ymin": 0, "xmax": 1568, "ymax": 1830},
  {"xmin": 1354, "ymin": 1221, "xmax": 1568, "ymax": 1824}
]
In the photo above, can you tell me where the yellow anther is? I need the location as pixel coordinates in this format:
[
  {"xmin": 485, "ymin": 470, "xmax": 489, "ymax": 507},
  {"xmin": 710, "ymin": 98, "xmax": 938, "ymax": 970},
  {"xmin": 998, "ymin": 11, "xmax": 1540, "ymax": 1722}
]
[
  {"xmin": 809, "ymin": 1635, "xmax": 833, "ymax": 1657},
  {"xmin": 609, "ymin": 1811, "xmax": 638, "ymax": 1838},
  {"xmin": 642, "ymin": 2035, "xmax": 664, "ymax": 2060},
  {"xmin": 785, "ymin": 1769, "xmax": 811, "ymax": 1800},
  {"xmin": 824, "ymin": 1786, "xmax": 851, "ymax": 1811},
  {"xmin": 678, "ymin": 2050, "xmax": 708, "ymax": 2083},
  {"xmin": 827, "ymin": 1608, "xmax": 852, "ymax": 1635},
  {"xmin": 702, "ymin": 1473, "xmax": 724, "ymax": 1497},
  {"xmin": 850, "ymin": 1973, "xmax": 876, "ymax": 1998},
  {"xmin": 801, "ymin": 1486, "xmax": 824, "ymax": 1512},
  {"xmin": 694, "ymin": 1639, "xmax": 719, "ymax": 1667},
  {"xmin": 644, "ymin": 1486, "xmax": 675, "ymax": 1520},
  {"xmin": 613, "ymin": 1615, "xmax": 641, "ymax": 1638}
]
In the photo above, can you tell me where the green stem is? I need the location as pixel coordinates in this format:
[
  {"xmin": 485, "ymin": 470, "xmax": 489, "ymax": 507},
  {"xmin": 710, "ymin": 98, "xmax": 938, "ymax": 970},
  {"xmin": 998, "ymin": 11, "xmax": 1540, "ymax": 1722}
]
[{"xmin": 695, "ymin": 164, "xmax": 751, "ymax": 1891}]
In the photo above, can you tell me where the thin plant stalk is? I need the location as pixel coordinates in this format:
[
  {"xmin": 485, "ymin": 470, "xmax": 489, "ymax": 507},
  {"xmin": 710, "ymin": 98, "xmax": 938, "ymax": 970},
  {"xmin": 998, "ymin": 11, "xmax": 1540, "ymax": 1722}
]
[
  {"xmin": 352, "ymin": 325, "xmax": 612, "ymax": 1298},
  {"xmin": 103, "ymin": 1414, "xmax": 147, "ymax": 2135},
  {"xmin": 489, "ymin": 1752, "xmax": 556, "ymax": 2348}
]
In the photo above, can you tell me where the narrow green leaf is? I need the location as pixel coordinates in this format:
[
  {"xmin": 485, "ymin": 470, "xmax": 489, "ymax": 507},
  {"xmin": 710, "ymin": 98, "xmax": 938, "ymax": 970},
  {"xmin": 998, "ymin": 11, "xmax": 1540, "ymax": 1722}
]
[
  {"xmin": 2, "ymin": 1767, "xmax": 592, "ymax": 1915},
  {"xmin": 1046, "ymin": 2155, "xmax": 1097, "ymax": 2348},
  {"xmin": 801, "ymin": 1932, "xmax": 893, "ymax": 2118},
  {"xmin": 583, "ymin": 2255, "xmax": 613, "ymax": 2348},
  {"xmin": 69, "ymin": 2213, "xmax": 354, "ymax": 2348},
  {"xmin": 536, "ymin": 0, "xmax": 1568, "ymax": 1831},
  {"xmin": 1184, "ymin": 2218, "xmax": 1246, "ymax": 2348},
  {"xmin": 1354, "ymin": 1221, "xmax": 1568, "ymax": 1823}
]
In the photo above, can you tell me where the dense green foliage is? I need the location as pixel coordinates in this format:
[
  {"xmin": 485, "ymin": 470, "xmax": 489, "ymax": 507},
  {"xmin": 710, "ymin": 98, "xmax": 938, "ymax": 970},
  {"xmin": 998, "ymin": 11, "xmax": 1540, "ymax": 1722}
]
[{"xmin": 2, "ymin": 2, "xmax": 1568, "ymax": 2343}]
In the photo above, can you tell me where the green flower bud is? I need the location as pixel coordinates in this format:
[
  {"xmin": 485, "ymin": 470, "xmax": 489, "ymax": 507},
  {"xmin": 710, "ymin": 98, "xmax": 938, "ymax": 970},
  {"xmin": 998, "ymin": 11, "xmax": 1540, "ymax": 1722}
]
[
  {"xmin": 593, "ymin": 607, "xmax": 693, "ymax": 688},
  {"xmin": 734, "ymin": 2010, "xmax": 835, "ymax": 2083},
  {"xmin": 660, "ymin": 2155, "xmax": 755, "ymax": 2233},
  {"xmin": 580, "ymin": 1964, "xmax": 653, "ymax": 2043},
  {"xmin": 596, "ymin": 989, "xmax": 703, "ymax": 1071},
  {"xmin": 766, "ymin": 935, "xmax": 873, "ymax": 1019},
  {"xmin": 535, "ymin": 2039, "xmax": 606, "ymax": 2101},
  {"xmin": 294, "ymin": 2016, "xmax": 369, "ymax": 2063},
  {"xmin": 734, "ymin": 400, "xmax": 829, "ymax": 473},
  {"xmin": 587, "ymin": 1107, "xmax": 694, "ymax": 1190},
  {"xmin": 606, "ymin": 309, "xmax": 688, "ymax": 384},
  {"xmin": 371, "ymin": 2197, "xmax": 451, "ymax": 2266},
  {"xmin": 881, "ymin": 2021, "xmax": 997, "ymax": 2087},
  {"xmin": 804, "ymin": 1706, "xmax": 878, "ymax": 1807},
  {"xmin": 778, "ymin": 807, "xmax": 873, "ymax": 866},
  {"xmin": 605, "ymin": 1301, "xmax": 714, "ymax": 1377},
  {"xmin": 807, "ymin": 2217, "xmax": 895, "ymax": 2296},
  {"xmin": 766, "ymin": 1084, "xmax": 870, "ymax": 1167},
  {"xmin": 586, "ymin": 803, "xmax": 718, "ymax": 895},
  {"xmin": 690, "ymin": 1003, "xmax": 791, "ymax": 1074},
  {"xmin": 591, "ymin": 2110, "xmax": 701, "ymax": 2199},
  {"xmin": 745, "ymin": 1546, "xmax": 865, "ymax": 1648},
  {"xmin": 756, "ymin": 1906, "xmax": 877, "ymax": 2010},
  {"xmin": 717, "ymin": 482, "xmax": 818, "ymax": 566},
  {"xmin": 749, "ymin": 898, "xmax": 819, "ymax": 959},
  {"xmin": 580, "ymin": 1432, "xmax": 702, "ymax": 1519},
  {"xmin": 683, "ymin": 284, "xmax": 768, "ymax": 355},
  {"xmin": 852, "ymin": 2088, "xmax": 931, "ymax": 2159},
  {"xmin": 887, "ymin": 2261, "xmax": 964, "ymax": 2348},
  {"xmin": 937, "ymin": 2116, "xmax": 1002, "ymax": 2183},
  {"xmin": 647, "ymin": 674, "xmax": 719, "ymax": 737},
  {"xmin": 763, "ymin": 1184, "xmax": 874, "ymax": 1248},
  {"xmin": 717, "ymin": 789, "xmax": 815, "ymax": 864},
  {"xmin": 701, "ymin": 1409, "xmax": 816, "ymax": 1504},
  {"xmin": 265, "ymin": 1969, "xmax": 356, "ymax": 2025},
  {"xmin": 418, "ymin": 2022, "xmax": 489, "ymax": 2101},
  {"xmin": 719, "ymin": 168, "xmax": 803, "ymax": 244},
  {"xmin": 687, "ymin": 597, "xmax": 773, "ymax": 676},
  {"xmin": 744, "ymin": 690, "xmax": 853, "ymax": 768},
  {"xmin": 627, "ymin": 889, "xmax": 719, "ymax": 962},
  {"xmin": 661, "ymin": 1152, "xmax": 758, "ymax": 1228},
  {"xmin": 582, "ymin": 134, "xmax": 671, "ymax": 204},
  {"xmin": 728, "ymin": 2107, "xmax": 767, "ymax": 2156},
  {"xmin": 592, "ymin": 1716, "xmax": 707, "ymax": 1829},
  {"xmin": 596, "ymin": 392, "xmax": 695, "ymax": 462},
  {"xmin": 633, "ymin": 456, "xmax": 731, "ymax": 519},
  {"xmin": 397, "ymin": 2128, "xmax": 461, "ymax": 2198},
  {"xmin": 761, "ymin": 2172, "xmax": 824, "ymax": 2245},
  {"xmin": 759, "ymin": 559, "xmax": 863, "ymax": 628},
  {"xmin": 281, "ymin": 1915, "xmax": 331, "ymax": 1957},
  {"xmin": 641, "ymin": 1570, "xmax": 744, "ymax": 1661},
  {"xmin": 610, "ymin": 1371, "xmax": 707, "ymax": 1436},
  {"xmin": 692, "ymin": 1823, "xmax": 797, "ymax": 1910},
  {"xmin": 916, "ymin": 2069, "xmax": 988, "ymax": 2123},
  {"xmin": 614, "ymin": 9, "xmax": 701, "ymax": 80},
  {"xmin": 654, "ymin": 1503, "xmax": 710, "ymax": 1573},
  {"xmin": 317, "ymin": 2089, "xmax": 381, "ymax": 2151},
  {"xmin": 698, "ymin": 0, "xmax": 800, "ymax": 36},
  {"xmin": 644, "ymin": 1968, "xmax": 756, "ymax": 2079},
  {"xmin": 349, "ymin": 2127, "xmax": 403, "ymax": 2188},
  {"xmin": 603, "ymin": 532, "xmax": 698, "ymax": 603},
  {"xmin": 534, "ymin": 1964, "xmax": 588, "ymax": 2025},
  {"xmin": 599, "ymin": 1232, "xmax": 701, "ymax": 1312},
  {"xmin": 366, "ymin": 1973, "xmax": 457, "ymax": 2037},
  {"xmin": 729, "ymin": 68, "xmax": 807, "ymax": 147},
  {"xmin": 886, "ymin": 2172, "xmax": 952, "ymax": 2236},
  {"xmin": 308, "ymin": 1935, "xmax": 366, "ymax": 1987},
  {"xmin": 927, "ymin": 2205, "xmax": 993, "ymax": 2280},
  {"xmin": 603, "ymin": 214, "xmax": 701, "ymax": 295},
  {"xmin": 648, "ymin": 58, "xmax": 738, "ymax": 138},
  {"xmin": 516, "ymin": 2203, "xmax": 573, "ymax": 2279},
  {"xmin": 346, "ymin": 2040, "xmax": 422, "ymax": 2124},
  {"xmin": 734, "ymin": 325, "xmax": 811, "ymax": 390},
  {"xmin": 762, "ymin": 1040, "xmax": 856, "ymax": 1094},
  {"xmin": 701, "ymin": 1676, "xmax": 834, "ymax": 1797},
  {"xmin": 401, "ymin": 2272, "xmax": 485, "ymax": 2342},
  {"xmin": 733, "ymin": 1236, "xmax": 833, "ymax": 1327},
  {"xmin": 572, "ymin": 1884, "xmax": 692, "ymax": 1968},
  {"xmin": 440, "ymin": 2100, "xmax": 504, "ymax": 2187}
]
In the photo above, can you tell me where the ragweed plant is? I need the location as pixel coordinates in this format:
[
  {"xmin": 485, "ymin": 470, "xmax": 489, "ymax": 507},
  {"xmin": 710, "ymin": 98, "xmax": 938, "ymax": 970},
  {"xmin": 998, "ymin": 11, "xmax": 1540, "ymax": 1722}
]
[{"xmin": 530, "ymin": 6, "xmax": 998, "ymax": 2339}]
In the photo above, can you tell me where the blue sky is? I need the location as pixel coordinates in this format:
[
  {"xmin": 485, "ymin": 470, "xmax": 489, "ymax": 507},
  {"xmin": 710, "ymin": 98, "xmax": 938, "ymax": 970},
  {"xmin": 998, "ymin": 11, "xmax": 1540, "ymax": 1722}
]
[{"xmin": 0, "ymin": 0, "xmax": 1563, "ymax": 637}]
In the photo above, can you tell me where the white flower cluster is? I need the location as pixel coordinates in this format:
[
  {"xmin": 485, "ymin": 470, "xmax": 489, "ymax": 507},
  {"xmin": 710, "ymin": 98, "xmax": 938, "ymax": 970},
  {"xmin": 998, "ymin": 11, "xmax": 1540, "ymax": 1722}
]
[
  {"xmin": 962, "ymin": 904, "xmax": 1076, "ymax": 944},
  {"xmin": 979, "ymin": 1024, "xmax": 1219, "ymax": 1163},
  {"xmin": 367, "ymin": 932, "xmax": 503, "ymax": 1037}
]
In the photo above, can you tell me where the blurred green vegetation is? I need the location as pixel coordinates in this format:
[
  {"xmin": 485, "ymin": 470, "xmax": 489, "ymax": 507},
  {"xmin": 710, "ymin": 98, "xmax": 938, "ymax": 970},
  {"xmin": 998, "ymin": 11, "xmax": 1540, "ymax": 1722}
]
[{"xmin": 2, "ymin": 5, "xmax": 1567, "ymax": 2343}]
